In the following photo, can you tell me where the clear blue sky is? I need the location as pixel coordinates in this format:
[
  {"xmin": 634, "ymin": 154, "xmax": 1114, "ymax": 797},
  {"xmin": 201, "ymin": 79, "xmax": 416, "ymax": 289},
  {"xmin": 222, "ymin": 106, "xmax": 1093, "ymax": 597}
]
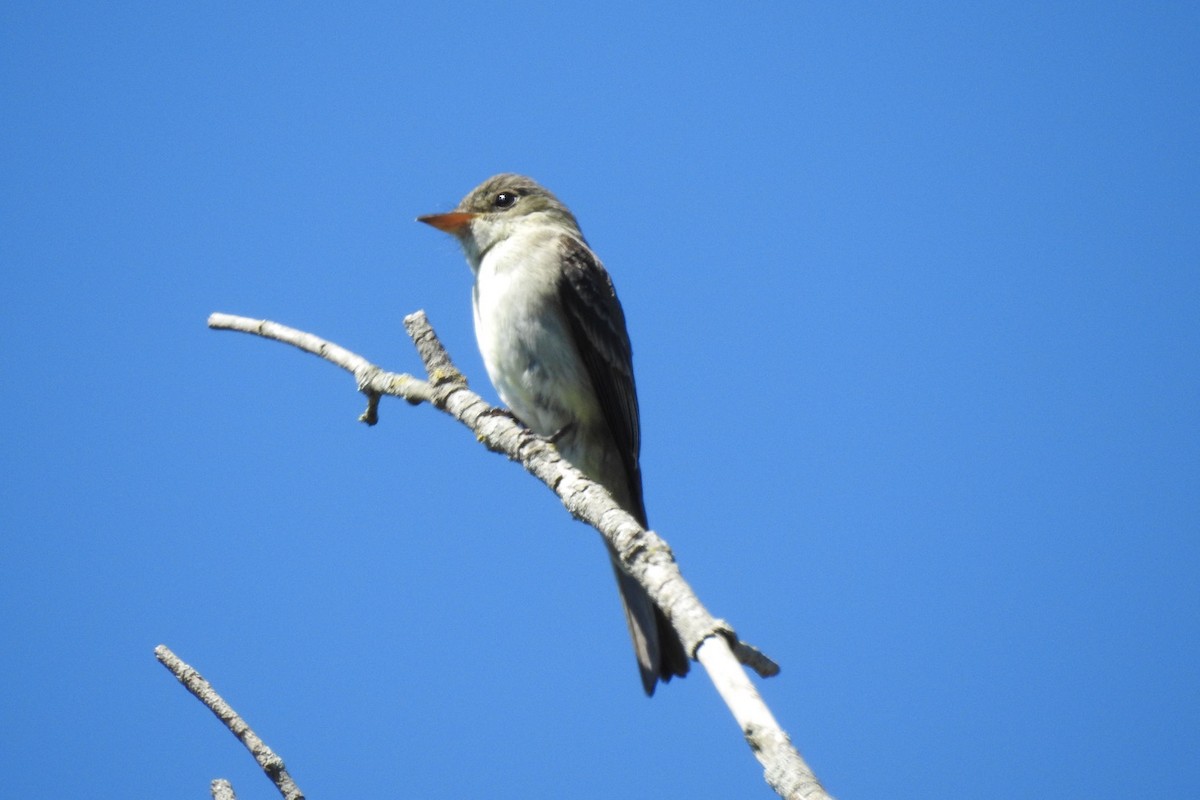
[{"xmin": 3, "ymin": 4, "xmax": 1197, "ymax": 797}]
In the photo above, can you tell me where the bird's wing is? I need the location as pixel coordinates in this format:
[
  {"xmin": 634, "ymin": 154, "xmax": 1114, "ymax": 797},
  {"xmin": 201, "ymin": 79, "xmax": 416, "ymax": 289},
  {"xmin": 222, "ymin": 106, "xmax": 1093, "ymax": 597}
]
[{"xmin": 556, "ymin": 234, "xmax": 646, "ymax": 525}]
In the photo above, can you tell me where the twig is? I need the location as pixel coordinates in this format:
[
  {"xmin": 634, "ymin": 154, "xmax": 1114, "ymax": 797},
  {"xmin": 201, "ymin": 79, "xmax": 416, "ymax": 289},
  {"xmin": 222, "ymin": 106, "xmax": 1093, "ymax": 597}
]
[
  {"xmin": 205, "ymin": 312, "xmax": 437, "ymax": 424},
  {"xmin": 156, "ymin": 645, "xmax": 304, "ymax": 800},
  {"xmin": 206, "ymin": 310, "xmax": 831, "ymax": 800}
]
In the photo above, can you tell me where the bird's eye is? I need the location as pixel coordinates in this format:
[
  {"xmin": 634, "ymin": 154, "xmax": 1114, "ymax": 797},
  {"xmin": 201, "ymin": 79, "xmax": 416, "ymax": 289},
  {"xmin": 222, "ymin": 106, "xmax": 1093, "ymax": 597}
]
[{"xmin": 494, "ymin": 191, "xmax": 518, "ymax": 209}]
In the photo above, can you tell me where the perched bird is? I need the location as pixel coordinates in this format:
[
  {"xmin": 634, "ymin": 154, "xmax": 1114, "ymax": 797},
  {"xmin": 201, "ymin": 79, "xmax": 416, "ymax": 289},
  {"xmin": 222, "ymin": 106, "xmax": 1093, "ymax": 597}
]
[{"xmin": 418, "ymin": 174, "xmax": 689, "ymax": 694}]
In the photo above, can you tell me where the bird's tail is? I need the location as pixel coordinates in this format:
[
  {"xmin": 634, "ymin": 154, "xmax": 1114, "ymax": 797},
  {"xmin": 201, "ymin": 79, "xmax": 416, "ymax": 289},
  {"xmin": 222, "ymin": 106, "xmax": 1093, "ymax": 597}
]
[{"xmin": 608, "ymin": 551, "xmax": 690, "ymax": 696}]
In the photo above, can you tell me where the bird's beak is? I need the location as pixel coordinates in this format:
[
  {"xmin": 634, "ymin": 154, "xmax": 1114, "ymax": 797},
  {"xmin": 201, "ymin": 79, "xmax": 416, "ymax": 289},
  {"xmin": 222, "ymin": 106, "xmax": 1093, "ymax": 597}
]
[{"xmin": 417, "ymin": 212, "xmax": 476, "ymax": 234}]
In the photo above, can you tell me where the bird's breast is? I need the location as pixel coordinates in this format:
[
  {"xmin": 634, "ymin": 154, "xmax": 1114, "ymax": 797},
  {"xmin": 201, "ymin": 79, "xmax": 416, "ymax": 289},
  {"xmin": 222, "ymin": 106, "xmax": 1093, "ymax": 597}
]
[{"xmin": 471, "ymin": 235, "xmax": 599, "ymax": 437}]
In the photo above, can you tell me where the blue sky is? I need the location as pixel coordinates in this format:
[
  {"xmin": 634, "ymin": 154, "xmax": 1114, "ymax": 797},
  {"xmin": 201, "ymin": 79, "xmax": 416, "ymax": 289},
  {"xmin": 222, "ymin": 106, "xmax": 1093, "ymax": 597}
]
[{"xmin": 2, "ymin": 3, "xmax": 1197, "ymax": 797}]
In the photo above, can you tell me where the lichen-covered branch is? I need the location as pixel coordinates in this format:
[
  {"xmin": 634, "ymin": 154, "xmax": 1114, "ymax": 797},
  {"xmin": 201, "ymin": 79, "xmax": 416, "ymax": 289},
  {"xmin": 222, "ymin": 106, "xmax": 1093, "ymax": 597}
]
[
  {"xmin": 204, "ymin": 310, "xmax": 831, "ymax": 800},
  {"xmin": 155, "ymin": 645, "xmax": 304, "ymax": 800}
]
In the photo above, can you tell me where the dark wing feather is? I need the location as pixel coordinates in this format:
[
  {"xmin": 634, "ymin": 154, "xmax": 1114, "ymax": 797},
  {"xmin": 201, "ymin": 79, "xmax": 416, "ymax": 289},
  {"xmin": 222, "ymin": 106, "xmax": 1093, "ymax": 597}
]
[
  {"xmin": 556, "ymin": 235, "xmax": 646, "ymax": 525},
  {"xmin": 559, "ymin": 235, "xmax": 690, "ymax": 690}
]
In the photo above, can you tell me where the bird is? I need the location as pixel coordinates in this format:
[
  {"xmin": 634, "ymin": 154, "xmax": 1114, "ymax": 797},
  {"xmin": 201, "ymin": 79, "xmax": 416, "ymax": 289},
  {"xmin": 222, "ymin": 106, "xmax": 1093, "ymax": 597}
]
[{"xmin": 418, "ymin": 174, "xmax": 689, "ymax": 695}]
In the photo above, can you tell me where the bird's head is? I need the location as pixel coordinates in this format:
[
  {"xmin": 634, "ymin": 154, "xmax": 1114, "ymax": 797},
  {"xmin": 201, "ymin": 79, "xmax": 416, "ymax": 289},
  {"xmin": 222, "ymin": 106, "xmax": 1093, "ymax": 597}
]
[{"xmin": 418, "ymin": 173, "xmax": 582, "ymax": 263}]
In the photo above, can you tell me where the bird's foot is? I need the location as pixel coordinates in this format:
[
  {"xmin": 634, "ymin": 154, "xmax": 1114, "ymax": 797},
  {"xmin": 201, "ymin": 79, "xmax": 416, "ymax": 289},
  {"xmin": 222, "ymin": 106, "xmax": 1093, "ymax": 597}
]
[{"xmin": 546, "ymin": 421, "xmax": 576, "ymax": 444}]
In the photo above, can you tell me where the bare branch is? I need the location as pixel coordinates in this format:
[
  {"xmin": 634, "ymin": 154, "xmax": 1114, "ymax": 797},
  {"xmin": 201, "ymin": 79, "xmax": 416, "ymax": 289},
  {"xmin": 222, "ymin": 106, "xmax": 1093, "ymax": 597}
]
[
  {"xmin": 698, "ymin": 639, "xmax": 828, "ymax": 799},
  {"xmin": 206, "ymin": 310, "xmax": 832, "ymax": 799},
  {"xmin": 211, "ymin": 779, "xmax": 237, "ymax": 800},
  {"xmin": 207, "ymin": 313, "xmax": 436, "ymax": 424},
  {"xmin": 156, "ymin": 645, "xmax": 304, "ymax": 800}
]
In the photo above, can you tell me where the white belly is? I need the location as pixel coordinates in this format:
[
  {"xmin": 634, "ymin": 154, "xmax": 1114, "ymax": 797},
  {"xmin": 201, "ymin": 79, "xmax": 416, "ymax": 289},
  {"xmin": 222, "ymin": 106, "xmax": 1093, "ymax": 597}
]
[{"xmin": 471, "ymin": 231, "xmax": 600, "ymax": 437}]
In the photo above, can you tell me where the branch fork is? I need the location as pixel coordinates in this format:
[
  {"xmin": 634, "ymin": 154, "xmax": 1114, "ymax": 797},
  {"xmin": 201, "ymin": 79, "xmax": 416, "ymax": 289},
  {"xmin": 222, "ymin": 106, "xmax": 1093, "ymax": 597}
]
[{"xmin": 181, "ymin": 310, "xmax": 829, "ymax": 800}]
